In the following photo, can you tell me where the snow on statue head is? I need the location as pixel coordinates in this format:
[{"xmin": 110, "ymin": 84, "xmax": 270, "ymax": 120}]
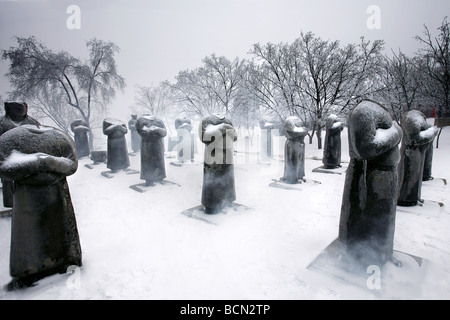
[{"xmin": 0, "ymin": 124, "xmax": 82, "ymax": 290}]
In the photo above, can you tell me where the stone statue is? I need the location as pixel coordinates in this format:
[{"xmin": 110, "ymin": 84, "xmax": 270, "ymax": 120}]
[
  {"xmin": 0, "ymin": 102, "xmax": 40, "ymax": 208},
  {"xmin": 136, "ymin": 115, "xmax": 167, "ymax": 186},
  {"xmin": 422, "ymin": 140, "xmax": 435, "ymax": 181},
  {"xmin": 70, "ymin": 119, "xmax": 90, "ymax": 158},
  {"xmin": 175, "ymin": 117, "xmax": 194, "ymax": 163},
  {"xmin": 90, "ymin": 150, "xmax": 107, "ymax": 165},
  {"xmin": 397, "ymin": 110, "xmax": 439, "ymax": 206},
  {"xmin": 103, "ymin": 118, "xmax": 130, "ymax": 172},
  {"xmin": 338, "ymin": 100, "xmax": 403, "ymax": 268},
  {"xmin": 199, "ymin": 114, "xmax": 237, "ymax": 214},
  {"xmin": 259, "ymin": 118, "xmax": 276, "ymax": 160},
  {"xmin": 128, "ymin": 114, "xmax": 141, "ymax": 153},
  {"xmin": 323, "ymin": 114, "xmax": 344, "ymax": 169},
  {"xmin": 0, "ymin": 124, "xmax": 82, "ymax": 289},
  {"xmin": 281, "ymin": 116, "xmax": 308, "ymax": 184}
]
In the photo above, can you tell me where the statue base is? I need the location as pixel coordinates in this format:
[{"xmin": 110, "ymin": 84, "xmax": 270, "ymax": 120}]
[
  {"xmin": 312, "ymin": 165, "xmax": 347, "ymax": 175},
  {"xmin": 170, "ymin": 160, "xmax": 201, "ymax": 167},
  {"xmin": 269, "ymin": 178, "xmax": 321, "ymax": 190},
  {"xmin": 397, "ymin": 199, "xmax": 445, "ymax": 216},
  {"xmin": 101, "ymin": 168, "xmax": 140, "ymax": 178},
  {"xmin": 129, "ymin": 180, "xmax": 181, "ymax": 193},
  {"xmin": 0, "ymin": 208, "xmax": 12, "ymax": 218},
  {"xmin": 307, "ymin": 238, "xmax": 428, "ymax": 298},
  {"xmin": 181, "ymin": 203, "xmax": 250, "ymax": 225}
]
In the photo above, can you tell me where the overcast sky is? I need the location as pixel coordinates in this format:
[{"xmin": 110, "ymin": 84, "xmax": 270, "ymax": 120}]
[{"xmin": 0, "ymin": 0, "xmax": 449, "ymax": 119}]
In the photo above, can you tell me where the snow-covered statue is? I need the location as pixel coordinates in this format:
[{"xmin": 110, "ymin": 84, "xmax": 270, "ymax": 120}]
[
  {"xmin": 70, "ymin": 119, "xmax": 90, "ymax": 158},
  {"xmin": 0, "ymin": 102, "xmax": 40, "ymax": 208},
  {"xmin": 397, "ymin": 110, "xmax": 439, "ymax": 206},
  {"xmin": 422, "ymin": 139, "xmax": 435, "ymax": 181},
  {"xmin": 259, "ymin": 118, "xmax": 276, "ymax": 159},
  {"xmin": 338, "ymin": 100, "xmax": 403, "ymax": 267},
  {"xmin": 128, "ymin": 114, "xmax": 141, "ymax": 153},
  {"xmin": 175, "ymin": 117, "xmax": 194, "ymax": 163},
  {"xmin": 103, "ymin": 118, "xmax": 130, "ymax": 173},
  {"xmin": 136, "ymin": 115, "xmax": 167, "ymax": 186},
  {"xmin": 90, "ymin": 150, "xmax": 107, "ymax": 165},
  {"xmin": 0, "ymin": 124, "xmax": 82, "ymax": 289},
  {"xmin": 281, "ymin": 116, "xmax": 308, "ymax": 184},
  {"xmin": 322, "ymin": 114, "xmax": 344, "ymax": 169},
  {"xmin": 199, "ymin": 114, "xmax": 237, "ymax": 214}
]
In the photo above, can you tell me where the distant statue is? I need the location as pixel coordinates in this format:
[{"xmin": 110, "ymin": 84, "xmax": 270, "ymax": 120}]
[
  {"xmin": 259, "ymin": 118, "xmax": 276, "ymax": 160},
  {"xmin": 397, "ymin": 110, "xmax": 439, "ymax": 206},
  {"xmin": 0, "ymin": 124, "xmax": 82, "ymax": 289},
  {"xmin": 90, "ymin": 150, "xmax": 107, "ymax": 165},
  {"xmin": 323, "ymin": 114, "xmax": 344, "ymax": 169},
  {"xmin": 128, "ymin": 114, "xmax": 141, "ymax": 153},
  {"xmin": 338, "ymin": 100, "xmax": 403, "ymax": 267},
  {"xmin": 0, "ymin": 102, "xmax": 40, "ymax": 208},
  {"xmin": 422, "ymin": 140, "xmax": 435, "ymax": 181},
  {"xmin": 103, "ymin": 118, "xmax": 130, "ymax": 172},
  {"xmin": 199, "ymin": 114, "xmax": 237, "ymax": 214},
  {"xmin": 281, "ymin": 116, "xmax": 308, "ymax": 184},
  {"xmin": 175, "ymin": 117, "xmax": 194, "ymax": 163},
  {"xmin": 70, "ymin": 119, "xmax": 90, "ymax": 158},
  {"xmin": 136, "ymin": 115, "xmax": 167, "ymax": 186}
]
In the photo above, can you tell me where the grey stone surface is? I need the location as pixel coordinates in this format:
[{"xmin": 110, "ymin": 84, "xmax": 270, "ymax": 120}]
[
  {"xmin": 0, "ymin": 124, "xmax": 81, "ymax": 288},
  {"xmin": 339, "ymin": 100, "xmax": 403, "ymax": 267}
]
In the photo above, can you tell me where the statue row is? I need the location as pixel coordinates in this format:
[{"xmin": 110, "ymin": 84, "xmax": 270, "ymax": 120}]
[{"xmin": 0, "ymin": 100, "xmax": 439, "ymax": 289}]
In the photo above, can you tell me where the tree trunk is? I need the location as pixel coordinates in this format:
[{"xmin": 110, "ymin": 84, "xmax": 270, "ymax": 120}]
[
  {"xmin": 308, "ymin": 123, "xmax": 316, "ymax": 144},
  {"xmin": 316, "ymin": 126, "xmax": 322, "ymax": 150}
]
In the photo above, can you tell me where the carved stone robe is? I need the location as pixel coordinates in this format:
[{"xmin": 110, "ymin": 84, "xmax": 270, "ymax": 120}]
[
  {"xmin": 0, "ymin": 124, "xmax": 81, "ymax": 286},
  {"xmin": 338, "ymin": 100, "xmax": 403, "ymax": 267}
]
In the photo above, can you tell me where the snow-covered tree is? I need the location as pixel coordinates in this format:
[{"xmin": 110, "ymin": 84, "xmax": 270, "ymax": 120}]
[{"xmin": 2, "ymin": 36, "xmax": 126, "ymax": 148}]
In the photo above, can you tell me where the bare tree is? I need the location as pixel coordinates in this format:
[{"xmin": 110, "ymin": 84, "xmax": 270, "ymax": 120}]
[
  {"xmin": 416, "ymin": 16, "xmax": 450, "ymax": 118},
  {"xmin": 168, "ymin": 54, "xmax": 246, "ymax": 122},
  {"xmin": 377, "ymin": 50, "xmax": 424, "ymax": 122},
  {"xmin": 248, "ymin": 32, "xmax": 384, "ymax": 149},
  {"xmin": 132, "ymin": 83, "xmax": 175, "ymax": 134},
  {"xmin": 2, "ymin": 36, "xmax": 126, "ymax": 148},
  {"xmin": 415, "ymin": 16, "xmax": 450, "ymax": 148}
]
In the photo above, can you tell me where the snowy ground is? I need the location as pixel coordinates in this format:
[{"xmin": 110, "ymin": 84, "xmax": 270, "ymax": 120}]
[{"xmin": 0, "ymin": 121, "xmax": 449, "ymax": 300}]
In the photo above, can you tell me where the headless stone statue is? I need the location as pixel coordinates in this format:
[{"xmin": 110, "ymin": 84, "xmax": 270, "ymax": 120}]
[
  {"xmin": 422, "ymin": 141, "xmax": 434, "ymax": 181},
  {"xmin": 70, "ymin": 119, "xmax": 90, "ymax": 158},
  {"xmin": 397, "ymin": 110, "xmax": 439, "ymax": 206},
  {"xmin": 199, "ymin": 114, "xmax": 237, "ymax": 214},
  {"xmin": 281, "ymin": 116, "xmax": 307, "ymax": 184},
  {"xmin": 136, "ymin": 115, "xmax": 167, "ymax": 186},
  {"xmin": 338, "ymin": 100, "xmax": 403, "ymax": 268},
  {"xmin": 0, "ymin": 124, "xmax": 82, "ymax": 289},
  {"xmin": 0, "ymin": 102, "xmax": 40, "ymax": 208},
  {"xmin": 323, "ymin": 114, "xmax": 344, "ymax": 169},
  {"xmin": 128, "ymin": 114, "xmax": 141, "ymax": 153},
  {"xmin": 259, "ymin": 118, "xmax": 276, "ymax": 160},
  {"xmin": 175, "ymin": 117, "xmax": 194, "ymax": 163},
  {"xmin": 103, "ymin": 118, "xmax": 130, "ymax": 172}
]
